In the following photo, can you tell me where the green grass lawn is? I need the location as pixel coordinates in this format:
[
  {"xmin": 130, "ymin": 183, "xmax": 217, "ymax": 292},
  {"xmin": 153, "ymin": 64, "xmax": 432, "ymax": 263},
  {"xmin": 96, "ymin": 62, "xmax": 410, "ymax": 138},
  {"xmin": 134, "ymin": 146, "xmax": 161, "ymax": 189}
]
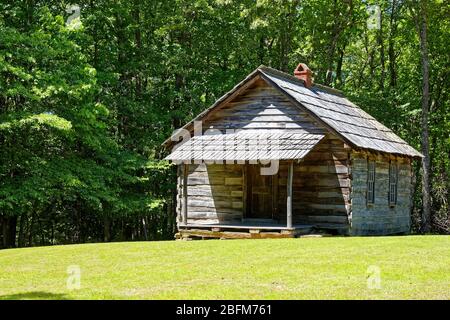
[{"xmin": 0, "ymin": 235, "xmax": 449, "ymax": 300}]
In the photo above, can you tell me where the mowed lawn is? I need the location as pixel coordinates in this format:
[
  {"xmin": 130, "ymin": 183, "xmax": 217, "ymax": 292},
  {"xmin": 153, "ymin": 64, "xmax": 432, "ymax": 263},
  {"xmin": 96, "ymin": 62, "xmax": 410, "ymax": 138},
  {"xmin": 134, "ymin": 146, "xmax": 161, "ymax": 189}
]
[{"xmin": 0, "ymin": 236, "xmax": 449, "ymax": 300}]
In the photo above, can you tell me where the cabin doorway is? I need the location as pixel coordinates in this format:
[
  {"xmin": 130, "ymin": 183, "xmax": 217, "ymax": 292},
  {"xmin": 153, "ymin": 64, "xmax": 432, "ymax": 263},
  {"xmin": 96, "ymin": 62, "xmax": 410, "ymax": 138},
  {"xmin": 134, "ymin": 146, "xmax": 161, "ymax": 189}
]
[{"xmin": 245, "ymin": 165, "xmax": 275, "ymax": 220}]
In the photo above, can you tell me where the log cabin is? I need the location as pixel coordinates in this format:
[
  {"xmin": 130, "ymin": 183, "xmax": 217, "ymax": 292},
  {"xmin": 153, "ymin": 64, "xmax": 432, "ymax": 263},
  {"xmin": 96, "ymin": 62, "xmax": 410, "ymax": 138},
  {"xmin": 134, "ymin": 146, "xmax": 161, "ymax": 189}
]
[{"xmin": 163, "ymin": 64, "xmax": 422, "ymax": 239}]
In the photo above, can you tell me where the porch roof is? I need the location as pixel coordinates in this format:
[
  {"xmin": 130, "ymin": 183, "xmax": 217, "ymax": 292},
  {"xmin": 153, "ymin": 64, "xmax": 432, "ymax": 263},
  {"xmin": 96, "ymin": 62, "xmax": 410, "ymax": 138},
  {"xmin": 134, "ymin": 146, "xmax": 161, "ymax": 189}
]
[{"xmin": 165, "ymin": 130, "xmax": 324, "ymax": 162}]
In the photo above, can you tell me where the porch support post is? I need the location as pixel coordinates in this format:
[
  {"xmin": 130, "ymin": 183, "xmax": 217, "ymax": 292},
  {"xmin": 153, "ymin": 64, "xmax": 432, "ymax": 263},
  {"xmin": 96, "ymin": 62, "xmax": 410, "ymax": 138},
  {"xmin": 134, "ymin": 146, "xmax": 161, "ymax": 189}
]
[
  {"xmin": 182, "ymin": 163, "xmax": 188, "ymax": 225},
  {"xmin": 286, "ymin": 161, "xmax": 293, "ymax": 228}
]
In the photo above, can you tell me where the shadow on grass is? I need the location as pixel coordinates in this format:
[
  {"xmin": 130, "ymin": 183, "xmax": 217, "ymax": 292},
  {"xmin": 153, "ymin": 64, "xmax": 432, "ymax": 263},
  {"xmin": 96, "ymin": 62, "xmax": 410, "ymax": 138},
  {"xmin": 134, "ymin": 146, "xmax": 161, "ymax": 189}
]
[{"xmin": 0, "ymin": 291, "xmax": 69, "ymax": 300}]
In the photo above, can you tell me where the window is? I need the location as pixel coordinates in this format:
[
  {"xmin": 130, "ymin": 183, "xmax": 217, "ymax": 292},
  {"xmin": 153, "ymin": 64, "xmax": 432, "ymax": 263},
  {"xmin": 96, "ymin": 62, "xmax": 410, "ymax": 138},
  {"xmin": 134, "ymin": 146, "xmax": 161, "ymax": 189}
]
[
  {"xmin": 389, "ymin": 161, "xmax": 398, "ymax": 206},
  {"xmin": 367, "ymin": 160, "xmax": 375, "ymax": 204}
]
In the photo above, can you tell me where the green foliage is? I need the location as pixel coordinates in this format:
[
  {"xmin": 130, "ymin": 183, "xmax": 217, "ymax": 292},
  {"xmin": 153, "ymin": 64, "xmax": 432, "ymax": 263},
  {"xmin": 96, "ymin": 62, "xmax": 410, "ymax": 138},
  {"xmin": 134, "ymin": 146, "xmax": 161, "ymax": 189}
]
[
  {"xmin": 0, "ymin": 5, "xmax": 172, "ymax": 245},
  {"xmin": 0, "ymin": 0, "xmax": 448, "ymax": 247}
]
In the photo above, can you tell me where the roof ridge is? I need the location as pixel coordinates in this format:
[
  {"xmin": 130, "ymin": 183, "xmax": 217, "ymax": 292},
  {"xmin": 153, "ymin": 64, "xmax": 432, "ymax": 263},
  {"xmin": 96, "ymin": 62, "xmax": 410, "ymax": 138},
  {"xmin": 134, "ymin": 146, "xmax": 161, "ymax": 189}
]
[
  {"xmin": 258, "ymin": 65, "xmax": 344, "ymax": 97},
  {"xmin": 312, "ymin": 83, "xmax": 344, "ymax": 97}
]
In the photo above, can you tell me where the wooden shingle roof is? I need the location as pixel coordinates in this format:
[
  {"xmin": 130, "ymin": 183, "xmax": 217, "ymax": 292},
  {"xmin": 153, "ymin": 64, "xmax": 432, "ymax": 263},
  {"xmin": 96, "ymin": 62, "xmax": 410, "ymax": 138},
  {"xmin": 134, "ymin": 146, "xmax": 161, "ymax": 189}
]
[
  {"xmin": 258, "ymin": 66, "xmax": 422, "ymax": 158},
  {"xmin": 165, "ymin": 131, "xmax": 324, "ymax": 162},
  {"xmin": 164, "ymin": 65, "xmax": 422, "ymax": 159}
]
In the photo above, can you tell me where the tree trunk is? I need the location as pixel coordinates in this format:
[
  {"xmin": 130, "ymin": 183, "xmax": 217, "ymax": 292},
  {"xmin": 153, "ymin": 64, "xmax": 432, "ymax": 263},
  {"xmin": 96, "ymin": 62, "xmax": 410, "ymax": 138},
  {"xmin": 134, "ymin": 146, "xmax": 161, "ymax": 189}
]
[
  {"xmin": 18, "ymin": 212, "xmax": 27, "ymax": 247},
  {"xmin": 324, "ymin": 0, "xmax": 353, "ymax": 86},
  {"xmin": 120, "ymin": 218, "xmax": 125, "ymax": 241},
  {"xmin": 417, "ymin": 0, "xmax": 431, "ymax": 233},
  {"xmin": 38, "ymin": 218, "xmax": 45, "ymax": 245},
  {"xmin": 51, "ymin": 220, "xmax": 55, "ymax": 245},
  {"xmin": 279, "ymin": 1, "xmax": 296, "ymax": 72},
  {"xmin": 142, "ymin": 217, "xmax": 148, "ymax": 241},
  {"xmin": 388, "ymin": 0, "xmax": 398, "ymax": 87},
  {"xmin": 25, "ymin": 0, "xmax": 34, "ymax": 28},
  {"xmin": 336, "ymin": 46, "xmax": 345, "ymax": 87},
  {"xmin": 28, "ymin": 212, "xmax": 34, "ymax": 246},
  {"xmin": 10, "ymin": 217, "xmax": 17, "ymax": 247},
  {"xmin": 2, "ymin": 216, "xmax": 17, "ymax": 248},
  {"xmin": 133, "ymin": 1, "xmax": 142, "ymax": 98},
  {"xmin": 325, "ymin": 31, "xmax": 339, "ymax": 85},
  {"xmin": 258, "ymin": 36, "xmax": 265, "ymax": 65},
  {"xmin": 377, "ymin": 8, "xmax": 386, "ymax": 91},
  {"xmin": 324, "ymin": 0, "xmax": 340, "ymax": 85},
  {"xmin": 104, "ymin": 217, "xmax": 111, "ymax": 242}
]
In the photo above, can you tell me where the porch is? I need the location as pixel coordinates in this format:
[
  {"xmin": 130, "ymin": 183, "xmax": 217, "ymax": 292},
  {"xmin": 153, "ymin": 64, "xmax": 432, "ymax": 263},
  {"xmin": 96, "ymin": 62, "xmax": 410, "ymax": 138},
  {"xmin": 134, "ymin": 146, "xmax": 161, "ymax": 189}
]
[
  {"xmin": 176, "ymin": 159, "xmax": 301, "ymax": 239},
  {"xmin": 167, "ymin": 132, "xmax": 351, "ymax": 239},
  {"xmin": 176, "ymin": 221, "xmax": 311, "ymax": 239},
  {"xmin": 176, "ymin": 220, "xmax": 347, "ymax": 240}
]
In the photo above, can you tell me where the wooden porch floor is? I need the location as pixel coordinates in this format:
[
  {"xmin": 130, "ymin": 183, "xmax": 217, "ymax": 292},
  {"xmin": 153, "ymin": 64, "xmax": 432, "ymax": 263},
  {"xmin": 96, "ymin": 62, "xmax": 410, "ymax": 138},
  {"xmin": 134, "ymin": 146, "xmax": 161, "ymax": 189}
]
[
  {"xmin": 176, "ymin": 219, "xmax": 349, "ymax": 240},
  {"xmin": 176, "ymin": 221, "xmax": 344, "ymax": 240}
]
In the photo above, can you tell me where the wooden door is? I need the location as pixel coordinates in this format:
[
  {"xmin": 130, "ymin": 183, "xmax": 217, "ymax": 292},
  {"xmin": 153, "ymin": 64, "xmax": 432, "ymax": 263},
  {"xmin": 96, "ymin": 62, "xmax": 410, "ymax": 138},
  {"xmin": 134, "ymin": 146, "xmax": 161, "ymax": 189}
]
[{"xmin": 246, "ymin": 165, "xmax": 273, "ymax": 219}]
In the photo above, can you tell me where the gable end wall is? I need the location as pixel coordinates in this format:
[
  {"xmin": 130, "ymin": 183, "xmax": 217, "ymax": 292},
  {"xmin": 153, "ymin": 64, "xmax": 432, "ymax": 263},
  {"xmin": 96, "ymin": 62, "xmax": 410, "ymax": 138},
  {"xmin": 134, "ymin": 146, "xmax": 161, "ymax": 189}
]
[
  {"xmin": 350, "ymin": 151, "xmax": 413, "ymax": 235},
  {"xmin": 202, "ymin": 79, "xmax": 325, "ymax": 134}
]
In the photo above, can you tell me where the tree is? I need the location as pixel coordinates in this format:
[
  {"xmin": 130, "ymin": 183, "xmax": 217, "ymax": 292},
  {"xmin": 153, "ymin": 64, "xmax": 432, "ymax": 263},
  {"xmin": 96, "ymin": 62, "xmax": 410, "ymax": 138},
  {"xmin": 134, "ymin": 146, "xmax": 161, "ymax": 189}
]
[
  {"xmin": 410, "ymin": 0, "xmax": 432, "ymax": 232},
  {"xmin": 1, "ymin": 0, "xmax": 448, "ymax": 248}
]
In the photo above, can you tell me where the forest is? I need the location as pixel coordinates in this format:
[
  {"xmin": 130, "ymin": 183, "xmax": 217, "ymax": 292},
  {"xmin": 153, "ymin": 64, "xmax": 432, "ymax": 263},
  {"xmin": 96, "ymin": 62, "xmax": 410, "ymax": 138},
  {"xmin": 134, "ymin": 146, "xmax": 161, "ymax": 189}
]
[{"xmin": 0, "ymin": 0, "xmax": 448, "ymax": 248}]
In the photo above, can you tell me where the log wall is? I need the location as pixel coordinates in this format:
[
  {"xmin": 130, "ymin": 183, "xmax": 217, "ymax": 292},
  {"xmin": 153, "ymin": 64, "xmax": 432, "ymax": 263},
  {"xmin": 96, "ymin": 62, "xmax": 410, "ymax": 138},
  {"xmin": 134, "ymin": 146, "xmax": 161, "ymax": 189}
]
[
  {"xmin": 276, "ymin": 135, "xmax": 352, "ymax": 230},
  {"xmin": 350, "ymin": 151, "xmax": 413, "ymax": 235},
  {"xmin": 177, "ymin": 163, "xmax": 244, "ymax": 224}
]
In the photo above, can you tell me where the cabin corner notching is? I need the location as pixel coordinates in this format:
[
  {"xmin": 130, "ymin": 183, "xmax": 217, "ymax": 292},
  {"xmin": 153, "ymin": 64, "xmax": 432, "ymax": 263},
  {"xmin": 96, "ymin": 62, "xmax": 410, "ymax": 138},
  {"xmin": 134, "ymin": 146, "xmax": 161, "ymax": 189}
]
[{"xmin": 163, "ymin": 64, "xmax": 422, "ymax": 239}]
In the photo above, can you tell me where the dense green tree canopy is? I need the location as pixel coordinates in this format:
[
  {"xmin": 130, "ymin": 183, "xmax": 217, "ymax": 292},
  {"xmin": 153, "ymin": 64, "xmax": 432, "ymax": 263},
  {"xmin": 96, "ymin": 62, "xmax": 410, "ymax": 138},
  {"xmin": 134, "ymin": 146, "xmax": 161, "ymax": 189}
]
[{"xmin": 0, "ymin": 0, "xmax": 448, "ymax": 247}]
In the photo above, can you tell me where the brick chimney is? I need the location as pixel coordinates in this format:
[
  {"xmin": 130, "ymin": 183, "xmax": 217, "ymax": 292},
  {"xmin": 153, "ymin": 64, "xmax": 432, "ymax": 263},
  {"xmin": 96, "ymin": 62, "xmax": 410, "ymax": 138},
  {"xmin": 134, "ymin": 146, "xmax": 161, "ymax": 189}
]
[{"xmin": 293, "ymin": 63, "xmax": 313, "ymax": 88}]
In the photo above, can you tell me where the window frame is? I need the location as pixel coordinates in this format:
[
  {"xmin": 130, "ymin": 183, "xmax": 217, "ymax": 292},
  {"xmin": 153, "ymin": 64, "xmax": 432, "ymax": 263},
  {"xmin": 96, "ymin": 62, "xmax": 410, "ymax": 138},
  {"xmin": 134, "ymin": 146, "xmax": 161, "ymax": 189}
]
[
  {"xmin": 389, "ymin": 161, "xmax": 398, "ymax": 207},
  {"xmin": 367, "ymin": 159, "xmax": 376, "ymax": 205}
]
